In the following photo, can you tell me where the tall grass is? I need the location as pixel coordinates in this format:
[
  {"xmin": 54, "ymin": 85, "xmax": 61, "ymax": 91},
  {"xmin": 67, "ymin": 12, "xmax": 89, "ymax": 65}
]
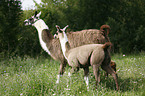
[{"xmin": 0, "ymin": 53, "xmax": 145, "ymax": 96}]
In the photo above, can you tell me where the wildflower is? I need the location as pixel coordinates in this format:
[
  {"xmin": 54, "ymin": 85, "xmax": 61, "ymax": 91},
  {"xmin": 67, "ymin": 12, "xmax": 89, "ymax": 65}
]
[
  {"xmin": 123, "ymin": 54, "xmax": 125, "ymax": 57},
  {"xmin": 133, "ymin": 81, "xmax": 137, "ymax": 83}
]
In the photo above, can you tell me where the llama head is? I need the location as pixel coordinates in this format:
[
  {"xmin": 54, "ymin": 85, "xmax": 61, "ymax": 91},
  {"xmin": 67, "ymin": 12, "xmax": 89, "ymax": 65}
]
[
  {"xmin": 56, "ymin": 25, "xmax": 69, "ymax": 33},
  {"xmin": 56, "ymin": 25, "xmax": 63, "ymax": 39},
  {"xmin": 24, "ymin": 11, "xmax": 41, "ymax": 26},
  {"xmin": 56, "ymin": 25, "xmax": 69, "ymax": 40}
]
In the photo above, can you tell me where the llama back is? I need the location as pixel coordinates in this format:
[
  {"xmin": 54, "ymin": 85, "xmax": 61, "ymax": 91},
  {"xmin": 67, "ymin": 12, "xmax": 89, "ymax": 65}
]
[{"xmin": 67, "ymin": 29, "xmax": 107, "ymax": 48}]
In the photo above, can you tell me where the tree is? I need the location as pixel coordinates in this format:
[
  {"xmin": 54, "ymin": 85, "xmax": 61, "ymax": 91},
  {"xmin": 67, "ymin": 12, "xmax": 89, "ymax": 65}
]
[
  {"xmin": 29, "ymin": 0, "xmax": 145, "ymax": 53},
  {"xmin": 0, "ymin": 0, "xmax": 22, "ymax": 56}
]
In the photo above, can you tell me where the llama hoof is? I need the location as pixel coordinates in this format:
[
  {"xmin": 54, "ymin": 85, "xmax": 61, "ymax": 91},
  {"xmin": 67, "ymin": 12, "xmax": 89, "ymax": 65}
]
[
  {"xmin": 56, "ymin": 75, "xmax": 62, "ymax": 84},
  {"xmin": 87, "ymin": 86, "xmax": 89, "ymax": 91},
  {"xmin": 68, "ymin": 72, "xmax": 71, "ymax": 77},
  {"xmin": 56, "ymin": 80, "xmax": 59, "ymax": 84}
]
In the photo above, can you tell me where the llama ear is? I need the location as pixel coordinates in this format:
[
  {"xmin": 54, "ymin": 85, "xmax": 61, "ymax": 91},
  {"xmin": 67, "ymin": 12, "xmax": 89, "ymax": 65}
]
[
  {"xmin": 34, "ymin": 11, "xmax": 38, "ymax": 17},
  {"xmin": 60, "ymin": 29, "xmax": 64, "ymax": 32},
  {"xmin": 56, "ymin": 25, "xmax": 60, "ymax": 29},
  {"xmin": 56, "ymin": 25, "xmax": 60, "ymax": 32},
  {"xmin": 36, "ymin": 11, "xmax": 41, "ymax": 17},
  {"xmin": 61, "ymin": 25, "xmax": 69, "ymax": 32}
]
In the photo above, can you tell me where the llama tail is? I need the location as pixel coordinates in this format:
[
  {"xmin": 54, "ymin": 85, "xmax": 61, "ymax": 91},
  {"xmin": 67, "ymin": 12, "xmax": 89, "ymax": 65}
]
[
  {"xmin": 100, "ymin": 25, "xmax": 110, "ymax": 35},
  {"xmin": 100, "ymin": 25, "xmax": 111, "ymax": 42},
  {"xmin": 102, "ymin": 42, "xmax": 112, "ymax": 50}
]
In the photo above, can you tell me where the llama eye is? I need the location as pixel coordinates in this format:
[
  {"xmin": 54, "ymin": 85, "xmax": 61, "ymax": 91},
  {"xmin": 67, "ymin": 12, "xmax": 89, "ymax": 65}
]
[
  {"xmin": 35, "ymin": 17, "xmax": 38, "ymax": 19},
  {"xmin": 29, "ymin": 18, "xmax": 32, "ymax": 21}
]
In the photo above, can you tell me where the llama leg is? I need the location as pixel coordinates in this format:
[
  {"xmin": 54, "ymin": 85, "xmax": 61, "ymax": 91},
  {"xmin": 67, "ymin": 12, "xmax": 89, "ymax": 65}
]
[
  {"xmin": 67, "ymin": 67, "xmax": 75, "ymax": 77},
  {"xmin": 67, "ymin": 66, "xmax": 79, "ymax": 77},
  {"xmin": 56, "ymin": 64, "xmax": 63, "ymax": 84},
  {"xmin": 68, "ymin": 72, "xmax": 71, "ymax": 77},
  {"xmin": 98, "ymin": 68, "xmax": 100, "ymax": 83},
  {"xmin": 83, "ymin": 67, "xmax": 89, "ymax": 90},
  {"xmin": 92, "ymin": 64, "xmax": 100, "ymax": 89},
  {"xmin": 90, "ymin": 50, "xmax": 104, "ymax": 85},
  {"xmin": 66, "ymin": 67, "xmax": 79, "ymax": 90},
  {"xmin": 105, "ymin": 61, "xmax": 117, "ymax": 77},
  {"xmin": 70, "ymin": 67, "xmax": 79, "ymax": 75},
  {"xmin": 101, "ymin": 64, "xmax": 119, "ymax": 90},
  {"xmin": 56, "ymin": 74, "xmax": 62, "ymax": 84},
  {"xmin": 56, "ymin": 61, "xmax": 67, "ymax": 84},
  {"xmin": 68, "ymin": 59, "xmax": 79, "ymax": 77}
]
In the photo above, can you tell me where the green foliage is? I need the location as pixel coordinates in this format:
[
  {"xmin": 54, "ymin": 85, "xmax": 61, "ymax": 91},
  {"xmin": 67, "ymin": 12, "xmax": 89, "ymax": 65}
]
[
  {"xmin": 0, "ymin": 0, "xmax": 22, "ymax": 55},
  {"xmin": 0, "ymin": 0, "xmax": 145, "ymax": 57},
  {"xmin": 0, "ymin": 53, "xmax": 145, "ymax": 95},
  {"xmin": 33, "ymin": 0, "xmax": 145, "ymax": 53},
  {"xmin": 105, "ymin": 0, "xmax": 145, "ymax": 53}
]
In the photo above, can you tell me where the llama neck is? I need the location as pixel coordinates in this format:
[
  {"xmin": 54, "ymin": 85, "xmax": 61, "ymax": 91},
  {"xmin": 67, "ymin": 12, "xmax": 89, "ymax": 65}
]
[
  {"xmin": 59, "ymin": 32, "xmax": 70, "ymax": 58},
  {"xmin": 33, "ymin": 19, "xmax": 51, "ymax": 55},
  {"xmin": 33, "ymin": 19, "xmax": 49, "ymax": 32}
]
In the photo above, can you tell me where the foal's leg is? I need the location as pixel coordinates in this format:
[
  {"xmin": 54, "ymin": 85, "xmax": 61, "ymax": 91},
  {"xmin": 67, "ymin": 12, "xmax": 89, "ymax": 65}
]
[
  {"xmin": 68, "ymin": 58, "xmax": 80, "ymax": 76},
  {"xmin": 83, "ymin": 67, "xmax": 89, "ymax": 90},
  {"xmin": 101, "ymin": 64, "xmax": 119, "ymax": 90},
  {"xmin": 92, "ymin": 64, "xmax": 100, "ymax": 89},
  {"xmin": 90, "ymin": 50, "xmax": 104, "ymax": 88},
  {"xmin": 97, "ymin": 68, "xmax": 101, "ymax": 83},
  {"xmin": 69, "ymin": 67, "xmax": 79, "ymax": 76}
]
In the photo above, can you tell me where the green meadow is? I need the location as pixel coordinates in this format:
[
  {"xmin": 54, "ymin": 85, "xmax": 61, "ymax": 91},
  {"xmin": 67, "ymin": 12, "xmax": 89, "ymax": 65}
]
[{"xmin": 0, "ymin": 53, "xmax": 145, "ymax": 96}]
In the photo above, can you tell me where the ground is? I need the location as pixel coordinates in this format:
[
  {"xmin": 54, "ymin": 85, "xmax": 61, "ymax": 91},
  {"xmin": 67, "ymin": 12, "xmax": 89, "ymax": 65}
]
[{"xmin": 0, "ymin": 53, "xmax": 145, "ymax": 95}]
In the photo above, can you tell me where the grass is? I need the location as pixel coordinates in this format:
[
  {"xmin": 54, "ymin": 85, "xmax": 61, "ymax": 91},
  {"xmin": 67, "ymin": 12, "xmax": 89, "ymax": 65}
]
[{"xmin": 0, "ymin": 53, "xmax": 145, "ymax": 96}]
